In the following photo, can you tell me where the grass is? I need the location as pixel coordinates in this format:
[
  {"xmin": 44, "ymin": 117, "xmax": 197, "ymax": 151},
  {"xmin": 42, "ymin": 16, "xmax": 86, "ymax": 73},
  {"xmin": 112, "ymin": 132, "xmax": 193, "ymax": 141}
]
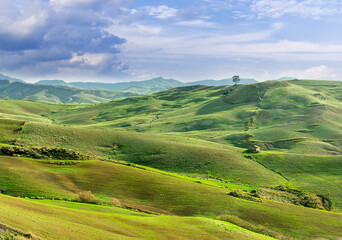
[
  {"xmin": 40, "ymin": 80, "xmax": 342, "ymax": 156},
  {"xmin": 2, "ymin": 80, "xmax": 342, "ymax": 156},
  {"xmin": 0, "ymin": 194, "xmax": 275, "ymax": 240},
  {"xmin": 0, "ymin": 99, "xmax": 69, "ymax": 123},
  {"xmin": 0, "ymin": 119, "xmax": 25, "ymax": 143},
  {"xmin": 16, "ymin": 122, "xmax": 285, "ymax": 186},
  {"xmin": 0, "ymin": 79, "xmax": 341, "ymax": 239},
  {"xmin": 0, "ymin": 80, "xmax": 140, "ymax": 104},
  {"xmin": 0, "ymin": 156, "xmax": 341, "ymax": 239},
  {"xmin": 250, "ymin": 152, "xmax": 342, "ymax": 209}
]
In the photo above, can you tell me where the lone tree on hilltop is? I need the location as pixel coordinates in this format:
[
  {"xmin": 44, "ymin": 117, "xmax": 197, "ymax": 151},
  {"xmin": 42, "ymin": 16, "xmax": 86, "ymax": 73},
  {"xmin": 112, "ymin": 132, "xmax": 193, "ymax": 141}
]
[{"xmin": 232, "ymin": 75, "xmax": 240, "ymax": 86}]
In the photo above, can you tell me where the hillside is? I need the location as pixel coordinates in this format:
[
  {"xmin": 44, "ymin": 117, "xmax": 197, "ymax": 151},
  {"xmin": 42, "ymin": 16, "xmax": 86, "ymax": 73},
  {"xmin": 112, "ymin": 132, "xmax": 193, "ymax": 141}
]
[
  {"xmin": 186, "ymin": 78, "xmax": 257, "ymax": 86},
  {"xmin": 36, "ymin": 77, "xmax": 183, "ymax": 94},
  {"xmin": 0, "ymin": 194, "xmax": 274, "ymax": 240},
  {"xmin": 48, "ymin": 80, "xmax": 342, "ymax": 155},
  {"xmin": 0, "ymin": 153, "xmax": 341, "ymax": 239},
  {"xmin": 0, "ymin": 79, "xmax": 341, "ymax": 239},
  {"xmin": 0, "ymin": 80, "xmax": 140, "ymax": 104}
]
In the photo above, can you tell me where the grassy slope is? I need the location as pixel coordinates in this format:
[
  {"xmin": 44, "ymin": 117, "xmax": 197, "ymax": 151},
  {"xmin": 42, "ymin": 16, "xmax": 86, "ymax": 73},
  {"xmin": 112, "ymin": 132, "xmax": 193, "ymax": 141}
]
[
  {"xmin": 250, "ymin": 152, "xmax": 342, "ymax": 209},
  {"xmin": 49, "ymin": 80, "xmax": 342, "ymax": 155},
  {"xmin": 0, "ymin": 194, "xmax": 272, "ymax": 240},
  {"xmin": 0, "ymin": 99, "xmax": 69, "ymax": 123},
  {"xmin": 2, "ymin": 80, "xmax": 341, "ymax": 154},
  {"xmin": 0, "ymin": 119, "xmax": 25, "ymax": 144},
  {"xmin": 0, "ymin": 80, "xmax": 140, "ymax": 104},
  {"xmin": 16, "ymin": 122, "xmax": 285, "ymax": 186},
  {"xmin": 0, "ymin": 80, "xmax": 341, "ymax": 238},
  {"xmin": 0, "ymin": 156, "xmax": 341, "ymax": 239}
]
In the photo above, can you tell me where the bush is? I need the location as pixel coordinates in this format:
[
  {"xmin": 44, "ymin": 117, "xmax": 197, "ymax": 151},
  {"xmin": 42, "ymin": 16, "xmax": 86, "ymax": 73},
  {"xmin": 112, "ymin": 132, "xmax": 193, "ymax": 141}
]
[
  {"xmin": 110, "ymin": 197, "xmax": 122, "ymax": 207},
  {"xmin": 1, "ymin": 146, "xmax": 91, "ymax": 160},
  {"xmin": 77, "ymin": 191, "xmax": 98, "ymax": 204}
]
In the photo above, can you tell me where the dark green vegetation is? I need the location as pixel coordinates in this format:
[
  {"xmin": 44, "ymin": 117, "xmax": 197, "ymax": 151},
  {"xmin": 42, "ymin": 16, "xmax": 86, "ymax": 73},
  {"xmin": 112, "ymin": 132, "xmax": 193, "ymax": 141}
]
[
  {"xmin": 0, "ymin": 79, "xmax": 341, "ymax": 239},
  {"xmin": 0, "ymin": 80, "xmax": 140, "ymax": 104}
]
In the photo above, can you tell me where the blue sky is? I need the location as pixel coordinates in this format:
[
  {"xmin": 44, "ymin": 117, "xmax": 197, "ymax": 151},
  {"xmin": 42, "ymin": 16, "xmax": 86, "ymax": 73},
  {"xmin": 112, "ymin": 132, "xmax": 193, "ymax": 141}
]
[{"xmin": 1, "ymin": 0, "xmax": 342, "ymax": 82}]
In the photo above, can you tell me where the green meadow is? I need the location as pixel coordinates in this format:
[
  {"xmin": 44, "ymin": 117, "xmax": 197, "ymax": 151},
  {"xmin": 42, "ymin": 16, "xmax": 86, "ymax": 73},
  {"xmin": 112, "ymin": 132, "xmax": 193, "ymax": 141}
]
[
  {"xmin": 0, "ymin": 194, "xmax": 275, "ymax": 240},
  {"xmin": 0, "ymin": 79, "xmax": 341, "ymax": 239}
]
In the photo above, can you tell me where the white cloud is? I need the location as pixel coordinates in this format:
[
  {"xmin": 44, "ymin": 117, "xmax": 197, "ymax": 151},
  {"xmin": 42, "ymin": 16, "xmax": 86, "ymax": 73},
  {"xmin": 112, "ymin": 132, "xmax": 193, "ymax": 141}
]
[
  {"xmin": 0, "ymin": 0, "xmax": 48, "ymax": 37},
  {"xmin": 279, "ymin": 65, "xmax": 338, "ymax": 80},
  {"xmin": 7, "ymin": 12, "xmax": 48, "ymax": 37},
  {"xmin": 203, "ymin": 0, "xmax": 342, "ymax": 19},
  {"xmin": 250, "ymin": 0, "xmax": 340, "ymax": 19},
  {"xmin": 110, "ymin": 23, "xmax": 162, "ymax": 36},
  {"xmin": 70, "ymin": 52, "xmax": 111, "ymax": 67},
  {"xmin": 0, "ymin": 0, "xmax": 128, "ymax": 78},
  {"xmin": 176, "ymin": 19, "xmax": 216, "ymax": 28},
  {"xmin": 51, "ymin": 0, "xmax": 128, "ymax": 9},
  {"xmin": 144, "ymin": 5, "xmax": 178, "ymax": 19},
  {"xmin": 51, "ymin": 0, "xmax": 98, "ymax": 7}
]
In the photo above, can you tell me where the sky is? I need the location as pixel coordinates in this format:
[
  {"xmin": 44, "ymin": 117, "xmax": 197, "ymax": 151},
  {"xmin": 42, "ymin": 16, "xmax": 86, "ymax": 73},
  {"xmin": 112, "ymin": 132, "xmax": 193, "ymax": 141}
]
[{"xmin": 1, "ymin": 0, "xmax": 342, "ymax": 82}]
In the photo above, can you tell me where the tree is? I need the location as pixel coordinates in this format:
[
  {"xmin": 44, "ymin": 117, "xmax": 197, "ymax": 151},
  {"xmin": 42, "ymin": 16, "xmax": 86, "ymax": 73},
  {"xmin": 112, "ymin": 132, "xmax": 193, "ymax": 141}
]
[{"xmin": 232, "ymin": 75, "xmax": 240, "ymax": 86}]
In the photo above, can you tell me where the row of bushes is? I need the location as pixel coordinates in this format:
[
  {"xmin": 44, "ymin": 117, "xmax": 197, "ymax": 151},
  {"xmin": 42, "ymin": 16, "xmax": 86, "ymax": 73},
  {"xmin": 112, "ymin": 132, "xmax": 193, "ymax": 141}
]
[
  {"xmin": 1, "ymin": 146, "xmax": 91, "ymax": 160},
  {"xmin": 258, "ymin": 186, "xmax": 332, "ymax": 211},
  {"xmin": 227, "ymin": 191, "xmax": 262, "ymax": 202}
]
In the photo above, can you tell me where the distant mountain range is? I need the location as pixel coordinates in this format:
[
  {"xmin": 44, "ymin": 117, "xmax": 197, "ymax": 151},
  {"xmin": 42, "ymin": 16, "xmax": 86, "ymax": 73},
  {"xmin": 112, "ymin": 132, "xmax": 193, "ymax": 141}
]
[
  {"xmin": 0, "ymin": 73, "xmax": 258, "ymax": 103},
  {"xmin": 36, "ymin": 77, "xmax": 258, "ymax": 94},
  {"xmin": 36, "ymin": 77, "xmax": 182, "ymax": 94},
  {"xmin": 0, "ymin": 73, "xmax": 25, "ymax": 83},
  {"xmin": 0, "ymin": 80, "xmax": 140, "ymax": 104}
]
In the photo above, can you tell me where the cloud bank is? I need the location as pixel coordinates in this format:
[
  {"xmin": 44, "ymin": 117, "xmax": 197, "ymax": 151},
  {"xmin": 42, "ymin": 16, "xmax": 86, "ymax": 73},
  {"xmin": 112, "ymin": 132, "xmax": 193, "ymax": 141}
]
[{"xmin": 0, "ymin": 0, "xmax": 128, "ymax": 79}]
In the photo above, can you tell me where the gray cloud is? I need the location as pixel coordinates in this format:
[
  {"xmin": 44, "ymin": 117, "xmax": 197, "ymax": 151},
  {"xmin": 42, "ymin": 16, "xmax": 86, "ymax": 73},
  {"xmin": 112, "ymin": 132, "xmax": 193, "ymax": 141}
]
[{"xmin": 0, "ymin": 0, "xmax": 129, "ymax": 78}]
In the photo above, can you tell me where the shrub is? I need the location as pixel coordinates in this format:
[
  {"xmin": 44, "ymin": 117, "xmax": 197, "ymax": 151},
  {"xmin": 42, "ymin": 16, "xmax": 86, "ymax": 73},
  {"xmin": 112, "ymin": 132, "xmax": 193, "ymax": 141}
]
[
  {"xmin": 110, "ymin": 197, "xmax": 122, "ymax": 207},
  {"xmin": 0, "ymin": 229, "xmax": 17, "ymax": 240},
  {"xmin": 77, "ymin": 191, "xmax": 98, "ymax": 204},
  {"xmin": 1, "ymin": 146, "xmax": 91, "ymax": 160}
]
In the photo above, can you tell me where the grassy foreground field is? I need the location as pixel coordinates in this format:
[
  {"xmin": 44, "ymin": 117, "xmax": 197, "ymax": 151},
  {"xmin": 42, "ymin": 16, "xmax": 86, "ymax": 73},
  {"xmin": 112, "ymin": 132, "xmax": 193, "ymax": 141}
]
[
  {"xmin": 0, "ymin": 155, "xmax": 341, "ymax": 239},
  {"xmin": 0, "ymin": 194, "xmax": 275, "ymax": 240}
]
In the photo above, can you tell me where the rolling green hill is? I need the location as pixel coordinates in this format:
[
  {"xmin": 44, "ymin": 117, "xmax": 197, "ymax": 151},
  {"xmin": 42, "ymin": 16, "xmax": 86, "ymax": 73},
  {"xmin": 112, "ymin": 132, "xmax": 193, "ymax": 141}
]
[
  {"xmin": 0, "ymin": 154, "xmax": 341, "ymax": 239},
  {"xmin": 15, "ymin": 122, "xmax": 285, "ymax": 186},
  {"xmin": 10, "ymin": 120, "xmax": 342, "ymax": 210},
  {"xmin": 0, "ymin": 79, "xmax": 341, "ymax": 239},
  {"xmin": 36, "ymin": 77, "xmax": 183, "ymax": 94},
  {"xmin": 47, "ymin": 80, "xmax": 342, "ymax": 155},
  {"xmin": 0, "ymin": 80, "xmax": 140, "ymax": 104},
  {"xmin": 0, "ymin": 194, "xmax": 274, "ymax": 240}
]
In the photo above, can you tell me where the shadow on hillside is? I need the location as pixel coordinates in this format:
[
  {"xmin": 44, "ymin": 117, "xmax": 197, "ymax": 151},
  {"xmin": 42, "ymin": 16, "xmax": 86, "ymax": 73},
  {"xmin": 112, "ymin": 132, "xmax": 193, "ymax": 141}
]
[{"xmin": 196, "ymin": 98, "xmax": 243, "ymax": 115}]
